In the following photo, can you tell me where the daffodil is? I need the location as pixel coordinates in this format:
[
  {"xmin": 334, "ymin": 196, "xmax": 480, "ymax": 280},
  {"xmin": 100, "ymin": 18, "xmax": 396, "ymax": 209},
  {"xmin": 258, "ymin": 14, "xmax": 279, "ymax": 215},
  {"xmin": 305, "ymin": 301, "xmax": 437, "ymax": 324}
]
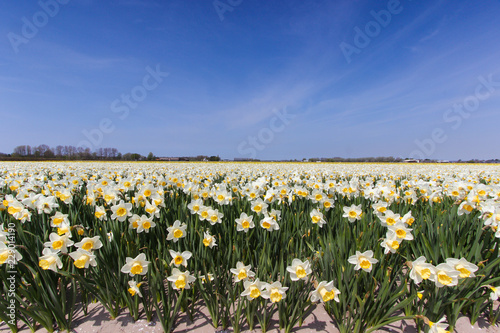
[
  {"xmin": 50, "ymin": 212, "xmax": 69, "ymax": 227},
  {"xmin": 44, "ymin": 232, "xmax": 74, "ymax": 253},
  {"xmin": 489, "ymin": 285, "xmax": 500, "ymax": 301},
  {"xmin": 445, "ymin": 258, "xmax": 478, "ymax": 279},
  {"xmin": 166, "ymin": 220, "xmax": 187, "ymax": 242},
  {"xmin": 260, "ymin": 216, "xmax": 280, "ymax": 231},
  {"xmin": 310, "ymin": 281, "xmax": 340, "ymax": 303},
  {"xmin": 207, "ymin": 208, "xmax": 223, "ymax": 225},
  {"xmin": 69, "ymin": 249, "xmax": 97, "ymax": 269},
  {"xmin": 342, "ymin": 204, "xmax": 363, "ymax": 222},
  {"xmin": 235, "ymin": 212, "xmax": 255, "ymax": 232},
  {"xmin": 0, "ymin": 242, "xmax": 22, "ymax": 265},
  {"xmin": 121, "ymin": 253, "xmax": 150, "ymax": 276},
  {"xmin": 74, "ymin": 236, "xmax": 102, "ymax": 251},
  {"xmin": 310, "ymin": 208, "xmax": 327, "ymax": 227},
  {"xmin": 380, "ymin": 234, "xmax": 401, "ymax": 254},
  {"xmin": 379, "ymin": 210, "xmax": 401, "ymax": 227},
  {"xmin": 261, "ymin": 281, "xmax": 288, "ymax": 303},
  {"xmin": 251, "ymin": 198, "xmax": 268, "ymax": 214},
  {"xmin": 230, "ymin": 261, "xmax": 255, "ymax": 282},
  {"xmin": 110, "ymin": 200, "xmax": 133, "ymax": 222},
  {"xmin": 202, "ymin": 231, "xmax": 217, "ymax": 248},
  {"xmin": 128, "ymin": 280, "xmax": 143, "ymax": 297},
  {"xmin": 409, "ymin": 256, "xmax": 436, "ymax": 284},
  {"xmin": 38, "ymin": 248, "xmax": 63, "ymax": 272},
  {"xmin": 167, "ymin": 268, "xmax": 196, "ymax": 290},
  {"xmin": 348, "ymin": 250, "xmax": 378, "ymax": 272},
  {"xmin": 387, "ymin": 222, "xmax": 413, "ymax": 241},
  {"xmin": 137, "ymin": 215, "xmax": 156, "ymax": 233},
  {"xmin": 169, "ymin": 249, "xmax": 192, "ymax": 267},
  {"xmin": 286, "ymin": 258, "xmax": 312, "ymax": 281},
  {"xmin": 241, "ymin": 278, "xmax": 265, "ymax": 300},
  {"xmin": 434, "ymin": 263, "xmax": 460, "ymax": 288},
  {"xmin": 428, "ymin": 316, "xmax": 450, "ymax": 333},
  {"xmin": 187, "ymin": 199, "xmax": 204, "ymax": 215}
]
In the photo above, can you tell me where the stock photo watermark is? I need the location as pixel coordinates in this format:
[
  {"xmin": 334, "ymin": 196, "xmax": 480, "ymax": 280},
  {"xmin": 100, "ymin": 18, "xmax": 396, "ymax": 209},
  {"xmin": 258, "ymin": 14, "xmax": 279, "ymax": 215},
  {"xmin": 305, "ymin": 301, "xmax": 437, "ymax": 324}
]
[
  {"xmin": 78, "ymin": 64, "xmax": 169, "ymax": 151},
  {"xmin": 4, "ymin": 222, "xmax": 18, "ymax": 326},
  {"xmin": 409, "ymin": 74, "xmax": 500, "ymax": 160},
  {"xmin": 213, "ymin": 0, "xmax": 243, "ymax": 21},
  {"xmin": 339, "ymin": 0, "xmax": 410, "ymax": 64},
  {"xmin": 237, "ymin": 108, "xmax": 295, "ymax": 158},
  {"xmin": 7, "ymin": 0, "xmax": 70, "ymax": 54}
]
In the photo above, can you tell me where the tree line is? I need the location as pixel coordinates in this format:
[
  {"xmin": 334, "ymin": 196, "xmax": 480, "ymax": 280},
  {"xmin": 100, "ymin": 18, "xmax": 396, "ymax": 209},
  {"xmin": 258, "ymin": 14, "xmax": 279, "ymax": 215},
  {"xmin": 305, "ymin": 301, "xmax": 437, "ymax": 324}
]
[{"xmin": 4, "ymin": 144, "xmax": 155, "ymax": 161}]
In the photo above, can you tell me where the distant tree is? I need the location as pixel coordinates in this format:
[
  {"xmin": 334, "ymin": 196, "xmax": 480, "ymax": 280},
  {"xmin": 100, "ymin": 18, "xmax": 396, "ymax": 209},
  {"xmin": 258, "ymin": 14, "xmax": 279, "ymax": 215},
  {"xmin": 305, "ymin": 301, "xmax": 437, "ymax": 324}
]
[
  {"xmin": 209, "ymin": 155, "xmax": 220, "ymax": 161},
  {"xmin": 147, "ymin": 152, "xmax": 155, "ymax": 161},
  {"xmin": 13, "ymin": 145, "xmax": 27, "ymax": 156}
]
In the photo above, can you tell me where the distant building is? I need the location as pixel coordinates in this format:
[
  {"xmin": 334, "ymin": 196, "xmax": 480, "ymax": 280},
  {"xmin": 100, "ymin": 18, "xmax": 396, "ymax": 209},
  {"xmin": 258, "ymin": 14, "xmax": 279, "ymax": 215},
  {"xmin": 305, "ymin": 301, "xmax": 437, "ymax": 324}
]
[{"xmin": 403, "ymin": 159, "xmax": 420, "ymax": 163}]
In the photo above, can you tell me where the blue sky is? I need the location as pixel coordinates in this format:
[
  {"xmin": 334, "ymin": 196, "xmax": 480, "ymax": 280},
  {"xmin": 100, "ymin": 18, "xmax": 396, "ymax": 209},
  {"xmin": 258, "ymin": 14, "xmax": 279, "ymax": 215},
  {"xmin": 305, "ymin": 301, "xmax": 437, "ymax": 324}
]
[{"xmin": 1, "ymin": 0, "xmax": 499, "ymax": 160}]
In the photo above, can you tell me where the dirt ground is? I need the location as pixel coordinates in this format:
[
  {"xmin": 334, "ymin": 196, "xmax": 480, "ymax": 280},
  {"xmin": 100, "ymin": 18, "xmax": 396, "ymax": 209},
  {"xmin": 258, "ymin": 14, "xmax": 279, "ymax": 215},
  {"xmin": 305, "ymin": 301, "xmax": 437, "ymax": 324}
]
[{"xmin": 1, "ymin": 301, "xmax": 500, "ymax": 333}]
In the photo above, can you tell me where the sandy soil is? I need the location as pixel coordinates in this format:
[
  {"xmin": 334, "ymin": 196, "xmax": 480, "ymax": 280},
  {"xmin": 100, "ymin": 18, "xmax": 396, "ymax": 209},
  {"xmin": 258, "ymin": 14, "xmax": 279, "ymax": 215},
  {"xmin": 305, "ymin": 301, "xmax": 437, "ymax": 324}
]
[{"xmin": 1, "ymin": 301, "xmax": 499, "ymax": 333}]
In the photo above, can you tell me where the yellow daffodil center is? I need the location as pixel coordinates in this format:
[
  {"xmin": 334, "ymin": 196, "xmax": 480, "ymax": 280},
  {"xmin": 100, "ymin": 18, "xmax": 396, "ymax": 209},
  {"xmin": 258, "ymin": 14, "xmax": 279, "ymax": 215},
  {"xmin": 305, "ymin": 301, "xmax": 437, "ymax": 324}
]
[
  {"xmin": 348, "ymin": 211, "xmax": 357, "ymax": 218},
  {"xmin": 254, "ymin": 205, "xmax": 262, "ymax": 213},
  {"xmin": 8, "ymin": 206, "xmax": 22, "ymax": 214},
  {"xmin": 174, "ymin": 256, "xmax": 183, "ymax": 266},
  {"xmin": 437, "ymin": 272, "xmax": 452, "ymax": 285},
  {"xmin": 201, "ymin": 211, "xmax": 208, "ymax": 219},
  {"xmin": 262, "ymin": 221, "xmax": 271, "ymax": 229},
  {"xmin": 319, "ymin": 287, "xmax": 335, "ymax": 302},
  {"xmin": 324, "ymin": 201, "xmax": 331, "ymax": 208},
  {"xmin": 175, "ymin": 275, "xmax": 186, "ymax": 289},
  {"xmin": 144, "ymin": 189, "xmax": 151, "ymax": 197},
  {"xmin": 359, "ymin": 258, "xmax": 371, "ymax": 269},
  {"xmin": 116, "ymin": 207, "xmax": 127, "ymax": 217},
  {"xmin": 377, "ymin": 207, "xmax": 387, "ymax": 213},
  {"xmin": 315, "ymin": 194, "xmax": 322, "ymax": 201},
  {"xmin": 39, "ymin": 257, "xmax": 56, "ymax": 270},
  {"xmin": 143, "ymin": 221, "xmax": 151, "ymax": 229},
  {"xmin": 464, "ymin": 204, "xmax": 473, "ymax": 212},
  {"xmin": 238, "ymin": 269, "xmax": 247, "ymax": 280},
  {"xmin": 270, "ymin": 289, "xmax": 282, "ymax": 303},
  {"xmin": 396, "ymin": 229, "xmax": 406, "ymax": 238},
  {"xmin": 203, "ymin": 237, "xmax": 211, "ymax": 247},
  {"xmin": 131, "ymin": 263, "xmax": 143, "ymax": 275},
  {"xmin": 312, "ymin": 215, "xmax": 320, "ymax": 223},
  {"xmin": 52, "ymin": 240, "xmax": 63, "ymax": 250},
  {"xmin": 296, "ymin": 266, "xmax": 307, "ymax": 279},
  {"xmin": 53, "ymin": 217, "xmax": 64, "ymax": 225},
  {"xmin": 242, "ymin": 220, "xmax": 250, "ymax": 228},
  {"xmin": 95, "ymin": 210, "xmax": 105, "ymax": 218},
  {"xmin": 456, "ymin": 264, "xmax": 471, "ymax": 278},
  {"xmin": 386, "ymin": 217, "xmax": 395, "ymax": 225},
  {"xmin": 389, "ymin": 240, "xmax": 399, "ymax": 250},
  {"xmin": 128, "ymin": 288, "xmax": 136, "ymax": 296},
  {"xmin": 249, "ymin": 285, "xmax": 260, "ymax": 299},
  {"xmin": 192, "ymin": 204, "xmax": 199, "ymax": 212},
  {"xmin": 210, "ymin": 215, "xmax": 218, "ymax": 223},
  {"xmin": 82, "ymin": 241, "xmax": 93, "ymax": 251},
  {"xmin": 0, "ymin": 251, "xmax": 9, "ymax": 264},
  {"xmin": 74, "ymin": 255, "xmax": 89, "ymax": 269},
  {"xmin": 173, "ymin": 229, "xmax": 183, "ymax": 238}
]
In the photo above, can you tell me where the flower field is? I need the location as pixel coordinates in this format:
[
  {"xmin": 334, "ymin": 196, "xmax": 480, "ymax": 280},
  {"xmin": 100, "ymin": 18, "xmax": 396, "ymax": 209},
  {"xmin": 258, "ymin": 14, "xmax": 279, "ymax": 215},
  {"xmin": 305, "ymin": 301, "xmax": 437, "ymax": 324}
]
[{"xmin": 1, "ymin": 162, "xmax": 500, "ymax": 333}]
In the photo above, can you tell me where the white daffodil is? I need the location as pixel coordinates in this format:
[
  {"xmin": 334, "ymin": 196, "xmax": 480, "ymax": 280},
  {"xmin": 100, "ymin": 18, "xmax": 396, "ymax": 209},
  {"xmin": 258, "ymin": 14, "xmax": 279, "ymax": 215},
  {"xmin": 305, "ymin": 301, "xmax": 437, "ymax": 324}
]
[
  {"xmin": 169, "ymin": 249, "xmax": 192, "ymax": 267},
  {"xmin": 230, "ymin": 261, "xmax": 255, "ymax": 282},
  {"xmin": 342, "ymin": 204, "xmax": 363, "ymax": 222},
  {"xmin": 235, "ymin": 212, "xmax": 255, "ymax": 232},
  {"xmin": 310, "ymin": 281, "xmax": 340, "ymax": 303},
  {"xmin": 261, "ymin": 281, "xmax": 288, "ymax": 303},
  {"xmin": 445, "ymin": 258, "xmax": 478, "ymax": 279},
  {"xmin": 409, "ymin": 256, "xmax": 436, "ymax": 284},
  {"xmin": 44, "ymin": 232, "xmax": 74, "ymax": 253},
  {"xmin": 241, "ymin": 278, "xmax": 266, "ymax": 300},
  {"xmin": 110, "ymin": 200, "xmax": 133, "ymax": 222},
  {"xmin": 69, "ymin": 249, "xmax": 97, "ymax": 269},
  {"xmin": 74, "ymin": 236, "xmax": 102, "ymax": 251},
  {"xmin": 38, "ymin": 248, "xmax": 63, "ymax": 272},
  {"xmin": 286, "ymin": 258, "xmax": 312, "ymax": 281},
  {"xmin": 166, "ymin": 220, "xmax": 187, "ymax": 242},
  {"xmin": 121, "ymin": 253, "xmax": 150, "ymax": 276},
  {"xmin": 202, "ymin": 231, "xmax": 217, "ymax": 248},
  {"xmin": 348, "ymin": 250, "xmax": 378, "ymax": 272},
  {"xmin": 167, "ymin": 268, "xmax": 196, "ymax": 290}
]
